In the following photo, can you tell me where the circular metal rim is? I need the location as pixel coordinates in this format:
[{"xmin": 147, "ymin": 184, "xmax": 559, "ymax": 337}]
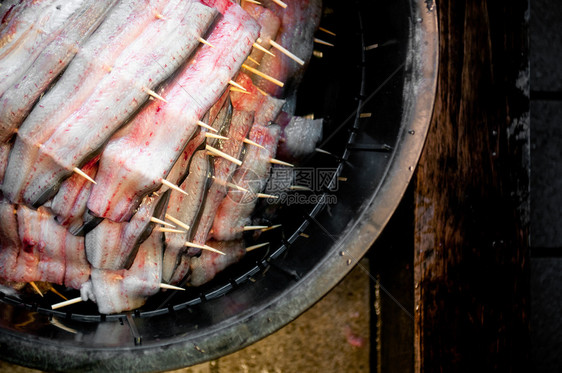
[{"xmin": 0, "ymin": 1, "xmax": 438, "ymax": 371}]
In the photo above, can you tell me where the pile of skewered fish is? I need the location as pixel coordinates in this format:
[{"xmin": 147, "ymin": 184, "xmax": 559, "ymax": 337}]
[{"xmin": 0, "ymin": 0, "xmax": 325, "ymax": 314}]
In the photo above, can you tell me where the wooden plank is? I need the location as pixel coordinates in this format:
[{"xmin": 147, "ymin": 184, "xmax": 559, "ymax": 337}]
[{"xmin": 413, "ymin": 0, "xmax": 530, "ymax": 371}]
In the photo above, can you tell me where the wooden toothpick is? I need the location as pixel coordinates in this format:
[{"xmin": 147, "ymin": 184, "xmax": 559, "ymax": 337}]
[
  {"xmin": 52, "ymin": 297, "xmax": 82, "ymax": 310},
  {"xmin": 143, "ymin": 87, "xmax": 168, "ymax": 103},
  {"xmin": 269, "ymin": 40, "xmax": 305, "ymax": 65},
  {"xmin": 314, "ymin": 38, "xmax": 334, "ymax": 47},
  {"xmin": 161, "ymin": 178, "xmax": 189, "ymax": 196},
  {"xmin": 242, "ymin": 64, "xmax": 284, "ymax": 88},
  {"xmin": 243, "ymin": 225, "xmax": 268, "ymax": 231},
  {"xmin": 184, "ymin": 241, "xmax": 225, "ymax": 255},
  {"xmin": 246, "ymin": 56, "xmax": 261, "ymax": 66},
  {"xmin": 159, "ymin": 283, "xmax": 185, "ymax": 291},
  {"xmin": 252, "ymin": 43, "xmax": 276, "ymax": 57},
  {"xmin": 206, "ymin": 145, "xmax": 242, "ymax": 166},
  {"xmin": 318, "ymin": 27, "xmax": 336, "ymax": 36},
  {"xmin": 198, "ymin": 37, "xmax": 215, "ymax": 48},
  {"xmin": 269, "ymin": 158, "xmax": 294, "ymax": 167},
  {"xmin": 197, "ymin": 120, "xmax": 218, "ymax": 132},
  {"xmin": 271, "ymin": 0, "xmax": 287, "ymax": 8},
  {"xmin": 205, "ymin": 133, "xmax": 229, "ymax": 141},
  {"xmin": 230, "ymin": 87, "xmax": 250, "ymax": 94},
  {"xmin": 165, "ymin": 213, "xmax": 190, "ymax": 231},
  {"xmin": 243, "ymin": 138, "xmax": 265, "ymax": 149},
  {"xmin": 228, "ymin": 80, "xmax": 247, "ymax": 91},
  {"xmin": 246, "ymin": 242, "xmax": 269, "ymax": 252},
  {"xmin": 29, "ymin": 282, "xmax": 43, "ymax": 297},
  {"xmin": 256, "ymin": 193, "xmax": 278, "ymax": 199},
  {"xmin": 73, "ymin": 167, "xmax": 96, "ymax": 184},
  {"xmin": 150, "ymin": 216, "xmax": 176, "ymax": 228},
  {"xmin": 156, "ymin": 227, "xmax": 188, "ymax": 234}
]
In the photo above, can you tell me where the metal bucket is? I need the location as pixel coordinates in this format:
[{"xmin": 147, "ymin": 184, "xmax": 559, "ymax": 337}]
[{"xmin": 0, "ymin": 0, "xmax": 438, "ymax": 371}]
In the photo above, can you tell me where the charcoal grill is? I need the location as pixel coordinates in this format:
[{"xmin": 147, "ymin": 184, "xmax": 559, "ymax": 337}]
[{"xmin": 0, "ymin": 0, "xmax": 438, "ymax": 371}]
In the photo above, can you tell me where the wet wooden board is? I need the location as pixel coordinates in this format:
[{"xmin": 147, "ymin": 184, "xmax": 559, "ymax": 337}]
[{"xmin": 413, "ymin": 0, "xmax": 530, "ymax": 371}]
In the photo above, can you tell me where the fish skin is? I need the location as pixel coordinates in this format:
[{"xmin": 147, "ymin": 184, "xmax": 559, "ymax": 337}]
[
  {"xmin": 277, "ymin": 115, "xmax": 323, "ymax": 161},
  {"xmin": 50, "ymin": 156, "xmax": 99, "ymax": 227},
  {"xmin": 86, "ymin": 192, "xmax": 168, "ymax": 270},
  {"xmin": 63, "ymin": 232, "xmax": 90, "ymax": 289},
  {"xmin": 0, "ymin": 0, "xmax": 88, "ymax": 96},
  {"xmin": 212, "ymin": 124, "xmax": 280, "ymax": 241},
  {"xmin": 9, "ymin": 205, "xmax": 65, "ymax": 284},
  {"xmin": 3, "ymin": 0, "xmax": 217, "ymax": 206},
  {"xmin": 253, "ymin": 0, "xmax": 322, "ymax": 98},
  {"xmin": 1, "ymin": 0, "xmax": 172, "ymax": 204},
  {"xmin": 0, "ymin": 199, "xmax": 89, "ymax": 289},
  {"xmin": 13, "ymin": 0, "xmax": 170, "ymax": 145},
  {"xmin": 230, "ymin": 72, "xmax": 285, "ymax": 125},
  {"xmin": 88, "ymin": 2, "xmax": 259, "ymax": 222},
  {"xmin": 0, "ymin": 197, "xmax": 20, "ymax": 280},
  {"xmin": 162, "ymin": 151, "xmax": 211, "ymax": 283},
  {"xmin": 241, "ymin": 3, "xmax": 280, "ymax": 67},
  {"xmin": 0, "ymin": 142, "xmax": 10, "ymax": 183},
  {"xmin": 80, "ymin": 228, "xmax": 163, "ymax": 314},
  {"xmin": 188, "ymin": 239, "xmax": 245, "ymax": 287},
  {"xmin": 190, "ymin": 110, "xmax": 254, "ymax": 251},
  {"xmin": 0, "ymin": 0, "xmax": 119, "ymax": 143}
]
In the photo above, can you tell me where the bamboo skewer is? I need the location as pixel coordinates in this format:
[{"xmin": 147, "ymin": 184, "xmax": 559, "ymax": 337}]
[
  {"xmin": 314, "ymin": 38, "xmax": 334, "ymax": 47},
  {"xmin": 210, "ymin": 176, "xmax": 249, "ymax": 193},
  {"xmin": 315, "ymin": 148, "xmax": 333, "ymax": 155},
  {"xmin": 198, "ymin": 37, "xmax": 214, "ymax": 48},
  {"xmin": 269, "ymin": 158, "xmax": 294, "ymax": 167},
  {"xmin": 243, "ymin": 138, "xmax": 265, "ymax": 149},
  {"xmin": 227, "ymin": 181, "xmax": 249, "ymax": 193},
  {"xmin": 156, "ymin": 227, "xmax": 187, "ymax": 234},
  {"xmin": 150, "ymin": 216, "xmax": 176, "ymax": 228},
  {"xmin": 243, "ymin": 225, "xmax": 268, "ymax": 231},
  {"xmin": 205, "ymin": 133, "xmax": 229, "ymax": 141},
  {"xmin": 49, "ymin": 285, "xmax": 68, "ymax": 300},
  {"xmin": 312, "ymin": 50, "xmax": 323, "ymax": 58},
  {"xmin": 161, "ymin": 178, "xmax": 189, "ymax": 196},
  {"xmin": 243, "ymin": 0, "xmax": 262, "ymax": 4},
  {"xmin": 165, "ymin": 213, "xmax": 190, "ymax": 231},
  {"xmin": 269, "ymin": 40, "xmax": 305, "ymax": 65},
  {"xmin": 318, "ymin": 27, "xmax": 336, "ymax": 36},
  {"xmin": 29, "ymin": 282, "xmax": 43, "ymax": 297},
  {"xmin": 228, "ymin": 80, "xmax": 246, "ymax": 91},
  {"xmin": 261, "ymin": 224, "xmax": 282, "ymax": 232},
  {"xmin": 252, "ymin": 43, "xmax": 275, "ymax": 57},
  {"xmin": 184, "ymin": 241, "xmax": 226, "ymax": 255},
  {"xmin": 242, "ymin": 64, "xmax": 284, "ymax": 87},
  {"xmin": 159, "ymin": 283, "xmax": 185, "ymax": 291},
  {"xmin": 256, "ymin": 193, "xmax": 278, "ymax": 199},
  {"xmin": 73, "ymin": 167, "xmax": 96, "ymax": 184},
  {"xmin": 52, "ymin": 282, "xmax": 187, "ymax": 309},
  {"xmin": 197, "ymin": 120, "xmax": 218, "ymax": 132},
  {"xmin": 256, "ymin": 87, "xmax": 269, "ymax": 96},
  {"xmin": 143, "ymin": 87, "xmax": 168, "ymax": 103},
  {"xmin": 271, "ymin": 0, "xmax": 287, "ymax": 8},
  {"xmin": 206, "ymin": 145, "xmax": 242, "ymax": 166},
  {"xmin": 52, "ymin": 297, "xmax": 82, "ymax": 310},
  {"xmin": 290, "ymin": 185, "xmax": 313, "ymax": 191},
  {"xmin": 246, "ymin": 242, "xmax": 269, "ymax": 252},
  {"xmin": 246, "ymin": 56, "xmax": 260, "ymax": 65},
  {"xmin": 230, "ymin": 87, "xmax": 250, "ymax": 94},
  {"xmin": 154, "ymin": 11, "xmax": 166, "ymax": 20}
]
